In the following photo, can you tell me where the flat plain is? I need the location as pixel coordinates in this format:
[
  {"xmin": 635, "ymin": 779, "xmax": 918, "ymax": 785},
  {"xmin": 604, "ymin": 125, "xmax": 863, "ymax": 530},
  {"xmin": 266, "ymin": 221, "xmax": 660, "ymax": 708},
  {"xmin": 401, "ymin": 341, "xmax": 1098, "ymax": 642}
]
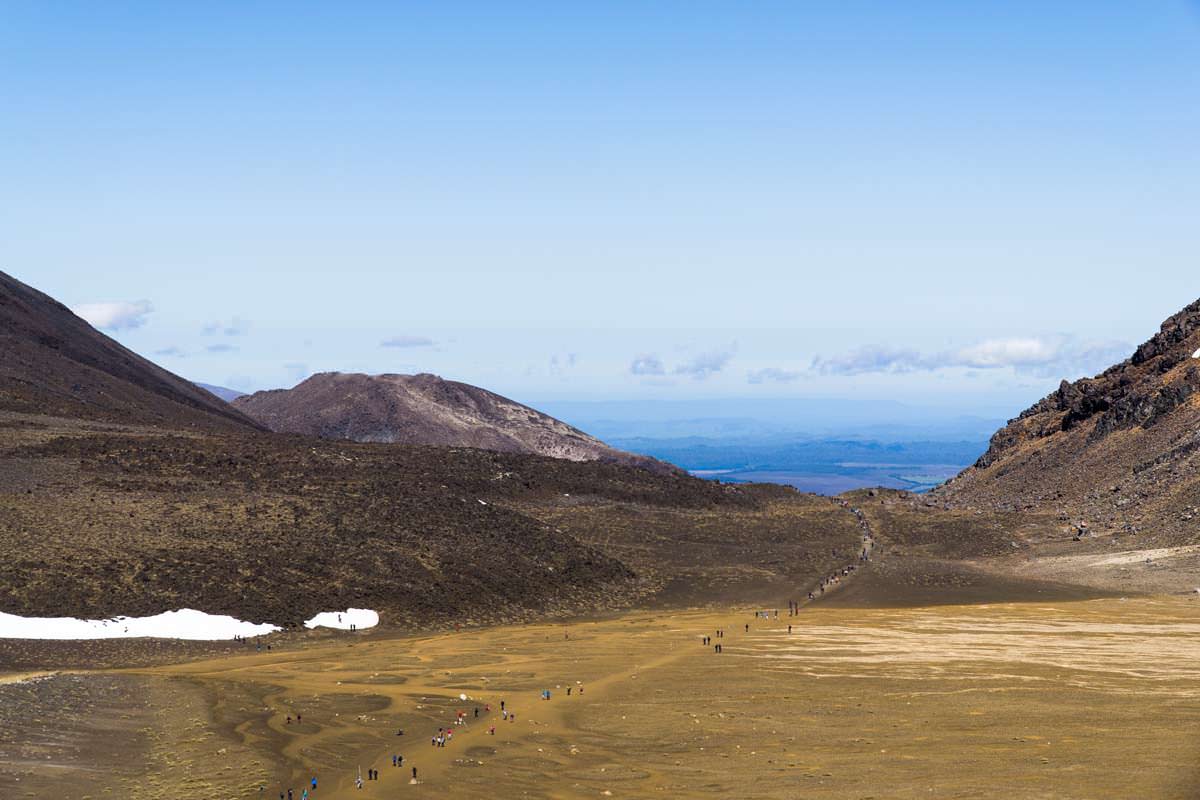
[{"xmin": 4, "ymin": 596, "xmax": 1198, "ymax": 799}]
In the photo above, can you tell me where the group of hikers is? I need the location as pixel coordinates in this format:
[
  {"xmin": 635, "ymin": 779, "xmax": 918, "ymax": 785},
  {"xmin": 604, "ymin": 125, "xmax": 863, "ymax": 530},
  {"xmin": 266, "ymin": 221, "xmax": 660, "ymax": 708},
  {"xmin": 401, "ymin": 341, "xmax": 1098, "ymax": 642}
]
[
  {"xmin": 266, "ymin": 498, "xmax": 881, "ymax": 793},
  {"xmin": 263, "ymin": 776, "xmax": 317, "ymax": 799},
  {"xmin": 296, "ymin": 684, "xmax": 587, "ymax": 791},
  {"xmin": 705, "ymin": 500, "xmax": 879, "ymax": 655}
]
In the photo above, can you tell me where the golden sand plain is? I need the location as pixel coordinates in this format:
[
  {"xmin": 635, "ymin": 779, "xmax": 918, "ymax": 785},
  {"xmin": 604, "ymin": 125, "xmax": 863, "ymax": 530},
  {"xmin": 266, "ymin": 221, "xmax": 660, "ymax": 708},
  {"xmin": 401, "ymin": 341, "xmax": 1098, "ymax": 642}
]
[{"xmin": 4, "ymin": 597, "xmax": 1200, "ymax": 799}]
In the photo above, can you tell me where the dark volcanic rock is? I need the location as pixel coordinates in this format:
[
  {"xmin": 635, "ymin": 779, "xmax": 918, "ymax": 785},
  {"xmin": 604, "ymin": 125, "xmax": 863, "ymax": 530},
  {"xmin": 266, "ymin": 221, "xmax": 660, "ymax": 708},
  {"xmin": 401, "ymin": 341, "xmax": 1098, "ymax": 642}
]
[{"xmin": 938, "ymin": 297, "xmax": 1200, "ymax": 545}]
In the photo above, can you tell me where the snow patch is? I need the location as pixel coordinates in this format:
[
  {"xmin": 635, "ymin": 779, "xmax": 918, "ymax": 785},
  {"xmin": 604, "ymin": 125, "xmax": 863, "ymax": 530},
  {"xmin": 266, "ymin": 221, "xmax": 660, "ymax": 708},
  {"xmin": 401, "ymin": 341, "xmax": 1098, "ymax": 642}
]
[
  {"xmin": 0, "ymin": 609, "xmax": 280, "ymax": 641},
  {"xmin": 304, "ymin": 608, "xmax": 379, "ymax": 631},
  {"xmin": 1192, "ymin": 347, "xmax": 1200, "ymax": 359}
]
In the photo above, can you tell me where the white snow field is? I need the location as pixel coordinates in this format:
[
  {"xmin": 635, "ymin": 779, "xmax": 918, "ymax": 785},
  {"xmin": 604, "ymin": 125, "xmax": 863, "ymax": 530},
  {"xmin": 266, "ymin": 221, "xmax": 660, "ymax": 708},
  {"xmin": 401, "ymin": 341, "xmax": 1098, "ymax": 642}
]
[
  {"xmin": 0, "ymin": 607, "xmax": 380, "ymax": 640},
  {"xmin": 0, "ymin": 609, "xmax": 280, "ymax": 640},
  {"xmin": 303, "ymin": 608, "xmax": 379, "ymax": 630}
]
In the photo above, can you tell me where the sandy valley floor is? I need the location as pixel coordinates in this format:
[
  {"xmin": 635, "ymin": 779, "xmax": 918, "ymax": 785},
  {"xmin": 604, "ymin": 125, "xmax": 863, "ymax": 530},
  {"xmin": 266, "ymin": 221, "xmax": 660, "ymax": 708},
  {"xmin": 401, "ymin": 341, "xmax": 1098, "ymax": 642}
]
[{"xmin": 4, "ymin": 596, "xmax": 1200, "ymax": 799}]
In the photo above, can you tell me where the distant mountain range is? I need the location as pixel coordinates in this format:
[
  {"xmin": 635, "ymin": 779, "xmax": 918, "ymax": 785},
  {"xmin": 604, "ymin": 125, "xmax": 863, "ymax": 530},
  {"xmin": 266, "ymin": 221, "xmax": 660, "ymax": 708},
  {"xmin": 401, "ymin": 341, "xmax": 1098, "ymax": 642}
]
[
  {"xmin": 232, "ymin": 371, "xmax": 669, "ymax": 472},
  {"xmin": 194, "ymin": 382, "xmax": 245, "ymax": 403}
]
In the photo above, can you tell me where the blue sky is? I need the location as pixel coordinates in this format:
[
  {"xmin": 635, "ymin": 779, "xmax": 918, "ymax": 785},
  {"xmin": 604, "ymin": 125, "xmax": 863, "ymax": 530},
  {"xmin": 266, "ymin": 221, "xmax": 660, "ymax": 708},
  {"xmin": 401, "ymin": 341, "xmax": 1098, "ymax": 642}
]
[{"xmin": 3, "ymin": 2, "xmax": 1199, "ymax": 419}]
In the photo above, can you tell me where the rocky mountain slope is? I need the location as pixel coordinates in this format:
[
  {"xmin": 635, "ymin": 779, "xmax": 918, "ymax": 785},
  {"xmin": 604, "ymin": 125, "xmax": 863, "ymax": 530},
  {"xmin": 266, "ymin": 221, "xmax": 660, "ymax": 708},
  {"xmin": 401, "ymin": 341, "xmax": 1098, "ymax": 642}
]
[
  {"xmin": 234, "ymin": 372, "xmax": 668, "ymax": 472},
  {"xmin": 0, "ymin": 274, "xmax": 858, "ymax": 631},
  {"xmin": 0, "ymin": 271, "xmax": 258, "ymax": 432},
  {"xmin": 936, "ymin": 298, "xmax": 1200, "ymax": 545}
]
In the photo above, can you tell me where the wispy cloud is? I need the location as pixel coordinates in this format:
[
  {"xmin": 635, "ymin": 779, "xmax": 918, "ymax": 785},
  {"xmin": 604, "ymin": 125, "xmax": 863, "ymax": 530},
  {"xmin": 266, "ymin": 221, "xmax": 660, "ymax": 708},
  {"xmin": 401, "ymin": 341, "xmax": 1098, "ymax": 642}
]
[
  {"xmin": 73, "ymin": 300, "xmax": 153, "ymax": 331},
  {"xmin": 154, "ymin": 346, "xmax": 186, "ymax": 358},
  {"xmin": 674, "ymin": 350, "xmax": 732, "ymax": 380},
  {"xmin": 811, "ymin": 345, "xmax": 926, "ymax": 376},
  {"xmin": 812, "ymin": 337, "xmax": 1130, "ymax": 379},
  {"xmin": 381, "ymin": 335, "xmax": 436, "ymax": 348},
  {"xmin": 747, "ymin": 367, "xmax": 804, "ymax": 384},
  {"xmin": 206, "ymin": 343, "xmax": 238, "ymax": 354},
  {"xmin": 630, "ymin": 354, "xmax": 666, "ymax": 376}
]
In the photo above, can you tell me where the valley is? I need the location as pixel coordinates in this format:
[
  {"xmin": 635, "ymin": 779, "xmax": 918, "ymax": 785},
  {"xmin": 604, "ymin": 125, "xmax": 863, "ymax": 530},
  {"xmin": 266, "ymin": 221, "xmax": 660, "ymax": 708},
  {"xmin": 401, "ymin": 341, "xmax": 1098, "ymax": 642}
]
[{"xmin": 5, "ymin": 596, "xmax": 1199, "ymax": 799}]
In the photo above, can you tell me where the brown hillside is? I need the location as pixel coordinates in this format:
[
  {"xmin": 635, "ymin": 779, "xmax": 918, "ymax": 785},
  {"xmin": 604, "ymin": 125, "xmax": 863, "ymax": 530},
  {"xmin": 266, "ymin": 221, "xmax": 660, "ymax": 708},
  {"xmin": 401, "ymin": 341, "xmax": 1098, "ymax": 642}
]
[
  {"xmin": 0, "ymin": 271, "xmax": 258, "ymax": 432},
  {"xmin": 234, "ymin": 371, "xmax": 669, "ymax": 472}
]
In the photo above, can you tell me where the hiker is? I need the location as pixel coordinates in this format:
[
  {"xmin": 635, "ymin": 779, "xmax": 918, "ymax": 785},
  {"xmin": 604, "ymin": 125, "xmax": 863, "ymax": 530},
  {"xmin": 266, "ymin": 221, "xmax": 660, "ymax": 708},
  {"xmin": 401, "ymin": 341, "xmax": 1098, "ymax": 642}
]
[
  {"xmin": 297, "ymin": 714, "xmax": 301, "ymax": 724},
  {"xmin": 788, "ymin": 625, "xmax": 792, "ymax": 633},
  {"xmin": 489, "ymin": 725, "xmax": 496, "ymax": 735},
  {"xmin": 412, "ymin": 766, "xmax": 418, "ymax": 781},
  {"xmin": 393, "ymin": 754, "xmax": 397, "ymax": 767},
  {"xmin": 311, "ymin": 777, "xmax": 317, "ymax": 791},
  {"xmin": 745, "ymin": 623, "xmax": 749, "ymax": 633},
  {"xmin": 474, "ymin": 706, "xmax": 479, "ymax": 718},
  {"xmin": 500, "ymin": 700, "xmax": 505, "ymax": 711},
  {"xmin": 567, "ymin": 687, "xmax": 572, "ymax": 696}
]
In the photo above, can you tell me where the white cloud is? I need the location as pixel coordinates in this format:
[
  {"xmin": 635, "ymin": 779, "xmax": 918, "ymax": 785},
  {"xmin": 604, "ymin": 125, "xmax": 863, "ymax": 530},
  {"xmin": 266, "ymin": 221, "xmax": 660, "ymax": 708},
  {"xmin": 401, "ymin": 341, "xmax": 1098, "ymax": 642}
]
[
  {"xmin": 674, "ymin": 350, "xmax": 732, "ymax": 380},
  {"xmin": 381, "ymin": 335, "xmax": 436, "ymax": 348},
  {"xmin": 73, "ymin": 300, "xmax": 153, "ymax": 331},
  {"xmin": 630, "ymin": 354, "xmax": 666, "ymax": 376},
  {"xmin": 812, "ymin": 336, "xmax": 1131, "ymax": 379},
  {"xmin": 952, "ymin": 338, "xmax": 1059, "ymax": 368},
  {"xmin": 812, "ymin": 345, "xmax": 925, "ymax": 376}
]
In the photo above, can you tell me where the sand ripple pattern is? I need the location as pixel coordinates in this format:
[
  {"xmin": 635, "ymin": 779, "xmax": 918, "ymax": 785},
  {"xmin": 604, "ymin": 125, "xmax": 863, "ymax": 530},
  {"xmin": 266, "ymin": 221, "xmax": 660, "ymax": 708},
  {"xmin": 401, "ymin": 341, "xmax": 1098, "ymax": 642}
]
[{"xmin": 744, "ymin": 599, "xmax": 1200, "ymax": 696}]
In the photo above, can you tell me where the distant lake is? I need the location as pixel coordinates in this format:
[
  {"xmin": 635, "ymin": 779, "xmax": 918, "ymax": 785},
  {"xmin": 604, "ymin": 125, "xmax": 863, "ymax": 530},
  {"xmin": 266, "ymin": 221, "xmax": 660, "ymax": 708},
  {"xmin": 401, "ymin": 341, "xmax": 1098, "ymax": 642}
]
[{"xmin": 692, "ymin": 468, "xmax": 955, "ymax": 495}]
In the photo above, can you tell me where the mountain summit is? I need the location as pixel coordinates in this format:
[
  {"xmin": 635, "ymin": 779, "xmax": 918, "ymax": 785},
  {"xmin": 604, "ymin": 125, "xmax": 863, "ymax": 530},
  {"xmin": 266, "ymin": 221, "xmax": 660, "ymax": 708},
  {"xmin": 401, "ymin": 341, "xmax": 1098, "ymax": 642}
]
[
  {"xmin": 937, "ymin": 299, "xmax": 1200, "ymax": 542},
  {"xmin": 233, "ymin": 371, "xmax": 670, "ymax": 471}
]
